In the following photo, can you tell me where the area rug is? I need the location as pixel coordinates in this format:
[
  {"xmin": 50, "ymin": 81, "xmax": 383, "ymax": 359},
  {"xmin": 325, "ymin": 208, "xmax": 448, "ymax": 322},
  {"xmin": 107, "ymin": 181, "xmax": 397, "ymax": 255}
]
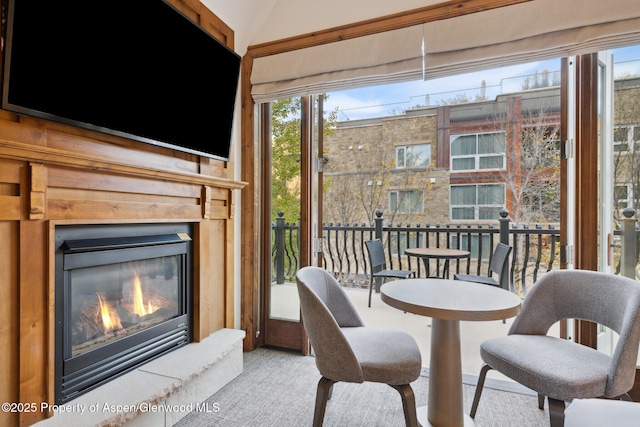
[{"xmin": 174, "ymin": 347, "xmax": 548, "ymax": 427}]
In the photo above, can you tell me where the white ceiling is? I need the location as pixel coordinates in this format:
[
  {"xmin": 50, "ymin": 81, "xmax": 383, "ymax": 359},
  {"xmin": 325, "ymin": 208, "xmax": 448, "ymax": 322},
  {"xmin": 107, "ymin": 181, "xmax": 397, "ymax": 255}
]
[{"xmin": 202, "ymin": 0, "xmax": 446, "ymax": 54}]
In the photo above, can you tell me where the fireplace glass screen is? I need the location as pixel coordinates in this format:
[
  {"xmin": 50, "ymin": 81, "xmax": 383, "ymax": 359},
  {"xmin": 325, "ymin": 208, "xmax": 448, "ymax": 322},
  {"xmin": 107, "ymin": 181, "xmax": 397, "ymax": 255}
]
[
  {"xmin": 55, "ymin": 224, "xmax": 192, "ymax": 403},
  {"xmin": 70, "ymin": 256, "xmax": 180, "ymax": 357}
]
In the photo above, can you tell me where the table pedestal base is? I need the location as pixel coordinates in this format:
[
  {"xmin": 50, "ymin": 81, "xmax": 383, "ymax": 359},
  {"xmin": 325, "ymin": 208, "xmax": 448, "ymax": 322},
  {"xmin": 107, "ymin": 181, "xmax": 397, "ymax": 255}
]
[
  {"xmin": 417, "ymin": 406, "xmax": 478, "ymax": 427},
  {"xmin": 427, "ymin": 318, "xmax": 466, "ymax": 425}
]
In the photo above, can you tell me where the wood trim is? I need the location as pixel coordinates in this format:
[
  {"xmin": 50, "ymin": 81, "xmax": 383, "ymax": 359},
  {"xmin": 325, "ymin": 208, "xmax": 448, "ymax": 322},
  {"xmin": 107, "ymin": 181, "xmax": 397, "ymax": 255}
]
[
  {"xmin": 573, "ymin": 53, "xmax": 599, "ymax": 348},
  {"xmin": 574, "ymin": 53, "xmax": 599, "ymax": 272},
  {"xmin": 0, "ymin": 138, "xmax": 245, "ymax": 190},
  {"xmin": 225, "ymin": 189, "xmax": 236, "ymax": 328},
  {"xmin": 18, "ymin": 172, "xmax": 47, "ymax": 427},
  {"xmin": 166, "ymin": 0, "xmax": 235, "ymax": 50},
  {"xmin": 241, "ymin": 54, "xmax": 261, "ymax": 351}
]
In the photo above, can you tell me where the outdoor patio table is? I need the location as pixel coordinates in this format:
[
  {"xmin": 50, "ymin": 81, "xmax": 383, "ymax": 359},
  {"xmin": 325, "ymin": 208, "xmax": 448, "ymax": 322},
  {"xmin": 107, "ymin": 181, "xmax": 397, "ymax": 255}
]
[
  {"xmin": 381, "ymin": 278, "xmax": 522, "ymax": 427},
  {"xmin": 405, "ymin": 247, "xmax": 470, "ymax": 279}
]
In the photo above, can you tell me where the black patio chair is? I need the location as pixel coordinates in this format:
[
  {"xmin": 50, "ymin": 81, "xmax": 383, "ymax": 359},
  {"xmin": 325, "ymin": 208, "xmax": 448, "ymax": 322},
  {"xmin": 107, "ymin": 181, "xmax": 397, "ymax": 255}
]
[
  {"xmin": 365, "ymin": 239, "xmax": 414, "ymax": 307},
  {"xmin": 454, "ymin": 242, "xmax": 512, "ymax": 290}
]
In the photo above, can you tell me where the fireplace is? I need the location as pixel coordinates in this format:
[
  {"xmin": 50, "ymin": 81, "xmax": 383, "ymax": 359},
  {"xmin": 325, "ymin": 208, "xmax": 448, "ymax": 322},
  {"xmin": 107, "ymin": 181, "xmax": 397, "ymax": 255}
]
[{"xmin": 54, "ymin": 223, "xmax": 193, "ymax": 404}]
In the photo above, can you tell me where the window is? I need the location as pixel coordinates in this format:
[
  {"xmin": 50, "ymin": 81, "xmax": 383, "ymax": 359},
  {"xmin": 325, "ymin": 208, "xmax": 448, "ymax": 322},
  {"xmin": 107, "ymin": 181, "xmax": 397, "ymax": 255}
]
[
  {"xmin": 389, "ymin": 190, "xmax": 424, "ymax": 213},
  {"xmin": 614, "ymin": 125, "xmax": 640, "ymax": 152},
  {"xmin": 396, "ymin": 144, "xmax": 430, "ymax": 168},
  {"xmin": 450, "ymin": 184, "xmax": 505, "ymax": 220},
  {"xmin": 450, "ymin": 132, "xmax": 506, "ymax": 171},
  {"xmin": 615, "ymin": 184, "xmax": 633, "ymax": 210}
]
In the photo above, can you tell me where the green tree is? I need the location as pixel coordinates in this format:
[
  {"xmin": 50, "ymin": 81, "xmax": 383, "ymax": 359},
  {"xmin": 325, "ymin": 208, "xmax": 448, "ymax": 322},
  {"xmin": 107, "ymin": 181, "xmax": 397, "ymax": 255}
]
[
  {"xmin": 271, "ymin": 98, "xmax": 302, "ymax": 222},
  {"xmin": 271, "ymin": 96, "xmax": 338, "ymax": 222}
]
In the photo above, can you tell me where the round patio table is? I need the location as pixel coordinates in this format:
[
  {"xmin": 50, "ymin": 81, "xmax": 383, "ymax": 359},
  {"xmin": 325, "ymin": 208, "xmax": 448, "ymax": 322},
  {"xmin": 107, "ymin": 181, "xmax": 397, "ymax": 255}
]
[
  {"xmin": 405, "ymin": 247, "xmax": 470, "ymax": 278},
  {"xmin": 381, "ymin": 278, "xmax": 522, "ymax": 427}
]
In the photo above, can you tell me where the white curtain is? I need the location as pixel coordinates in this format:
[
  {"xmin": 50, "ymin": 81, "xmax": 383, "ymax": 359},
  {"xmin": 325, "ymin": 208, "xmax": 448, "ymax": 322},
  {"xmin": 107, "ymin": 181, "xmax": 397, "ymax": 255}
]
[{"xmin": 251, "ymin": 0, "xmax": 640, "ymax": 102}]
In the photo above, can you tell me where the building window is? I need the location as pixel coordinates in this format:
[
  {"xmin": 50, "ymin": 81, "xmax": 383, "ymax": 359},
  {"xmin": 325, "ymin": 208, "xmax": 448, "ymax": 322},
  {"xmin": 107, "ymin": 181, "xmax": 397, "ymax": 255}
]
[
  {"xmin": 450, "ymin": 132, "xmax": 506, "ymax": 171},
  {"xmin": 396, "ymin": 144, "xmax": 431, "ymax": 168},
  {"xmin": 615, "ymin": 183, "xmax": 633, "ymax": 210},
  {"xmin": 450, "ymin": 184, "xmax": 505, "ymax": 220},
  {"xmin": 614, "ymin": 125, "xmax": 640, "ymax": 152},
  {"xmin": 389, "ymin": 190, "xmax": 424, "ymax": 213}
]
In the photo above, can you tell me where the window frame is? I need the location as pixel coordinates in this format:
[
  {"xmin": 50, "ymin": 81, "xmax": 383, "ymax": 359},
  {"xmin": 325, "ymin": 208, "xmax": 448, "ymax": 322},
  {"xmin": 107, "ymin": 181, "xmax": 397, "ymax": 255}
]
[
  {"xmin": 614, "ymin": 124, "xmax": 640, "ymax": 152},
  {"xmin": 389, "ymin": 189, "xmax": 425, "ymax": 213},
  {"xmin": 450, "ymin": 131, "xmax": 507, "ymax": 172},
  {"xmin": 450, "ymin": 183, "xmax": 506, "ymax": 220},
  {"xmin": 395, "ymin": 143, "xmax": 431, "ymax": 169}
]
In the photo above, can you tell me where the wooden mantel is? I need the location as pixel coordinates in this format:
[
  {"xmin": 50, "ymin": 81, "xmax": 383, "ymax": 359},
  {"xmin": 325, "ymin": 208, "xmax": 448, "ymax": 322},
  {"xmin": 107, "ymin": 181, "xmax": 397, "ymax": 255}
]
[{"xmin": 0, "ymin": 2, "xmax": 244, "ymax": 426}]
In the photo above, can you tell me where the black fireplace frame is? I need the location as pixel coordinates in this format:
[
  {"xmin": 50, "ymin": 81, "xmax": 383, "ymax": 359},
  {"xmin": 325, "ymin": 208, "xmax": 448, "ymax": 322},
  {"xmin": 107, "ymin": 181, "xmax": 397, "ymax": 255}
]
[{"xmin": 54, "ymin": 223, "xmax": 193, "ymax": 404}]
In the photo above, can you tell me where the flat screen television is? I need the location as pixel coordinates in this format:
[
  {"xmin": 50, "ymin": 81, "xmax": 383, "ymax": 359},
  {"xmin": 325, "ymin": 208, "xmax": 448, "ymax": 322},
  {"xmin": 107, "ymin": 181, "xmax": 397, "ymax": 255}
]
[{"xmin": 1, "ymin": 0, "xmax": 241, "ymax": 161}]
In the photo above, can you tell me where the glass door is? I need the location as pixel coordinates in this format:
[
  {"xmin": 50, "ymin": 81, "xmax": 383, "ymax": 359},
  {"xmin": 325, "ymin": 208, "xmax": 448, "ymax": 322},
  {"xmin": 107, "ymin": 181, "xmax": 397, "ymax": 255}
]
[
  {"xmin": 261, "ymin": 95, "xmax": 325, "ymax": 352},
  {"xmin": 597, "ymin": 51, "xmax": 616, "ymax": 352},
  {"xmin": 604, "ymin": 46, "xmax": 640, "ymax": 366}
]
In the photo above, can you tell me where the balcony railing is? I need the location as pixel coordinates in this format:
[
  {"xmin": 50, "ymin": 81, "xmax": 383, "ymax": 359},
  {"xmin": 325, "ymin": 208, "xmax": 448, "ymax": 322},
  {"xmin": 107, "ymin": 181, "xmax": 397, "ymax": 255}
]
[{"xmin": 272, "ymin": 209, "xmax": 639, "ymax": 296}]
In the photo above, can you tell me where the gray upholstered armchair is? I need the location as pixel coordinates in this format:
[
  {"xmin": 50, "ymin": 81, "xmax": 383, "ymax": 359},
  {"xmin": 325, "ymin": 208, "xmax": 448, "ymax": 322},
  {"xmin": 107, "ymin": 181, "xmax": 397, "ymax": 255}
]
[
  {"xmin": 296, "ymin": 266, "xmax": 422, "ymax": 427},
  {"xmin": 470, "ymin": 269, "xmax": 640, "ymax": 427}
]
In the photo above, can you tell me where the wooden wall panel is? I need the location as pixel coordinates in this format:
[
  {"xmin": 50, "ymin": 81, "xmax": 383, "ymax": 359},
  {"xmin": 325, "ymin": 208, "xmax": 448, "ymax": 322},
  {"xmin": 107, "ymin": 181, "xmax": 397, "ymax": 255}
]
[
  {"xmin": 0, "ymin": 159, "xmax": 21, "ymax": 427},
  {"xmin": 45, "ymin": 166, "xmax": 207, "ymax": 221},
  {"xmin": 46, "ymin": 130, "xmax": 200, "ymax": 176},
  {"xmin": 0, "ymin": 160, "xmax": 21, "ymax": 220},
  {"xmin": 18, "ymin": 219, "xmax": 48, "ymax": 427},
  {"xmin": 0, "ymin": 195, "xmax": 20, "ymax": 220},
  {"xmin": 209, "ymin": 219, "xmax": 227, "ymax": 332},
  {"xmin": 48, "ymin": 167, "xmax": 201, "ymax": 198},
  {"xmin": 0, "ymin": 221, "xmax": 19, "ymax": 427}
]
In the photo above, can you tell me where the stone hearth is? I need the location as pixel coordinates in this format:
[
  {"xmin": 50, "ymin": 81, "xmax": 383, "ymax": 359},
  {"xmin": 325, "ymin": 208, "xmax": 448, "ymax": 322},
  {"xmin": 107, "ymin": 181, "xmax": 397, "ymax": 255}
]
[{"xmin": 34, "ymin": 329, "xmax": 245, "ymax": 427}]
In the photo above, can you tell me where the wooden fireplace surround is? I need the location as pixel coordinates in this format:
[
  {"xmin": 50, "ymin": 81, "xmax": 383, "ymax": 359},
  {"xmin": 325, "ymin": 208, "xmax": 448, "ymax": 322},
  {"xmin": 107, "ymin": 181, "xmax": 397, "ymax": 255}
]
[{"xmin": 0, "ymin": 1, "xmax": 244, "ymax": 425}]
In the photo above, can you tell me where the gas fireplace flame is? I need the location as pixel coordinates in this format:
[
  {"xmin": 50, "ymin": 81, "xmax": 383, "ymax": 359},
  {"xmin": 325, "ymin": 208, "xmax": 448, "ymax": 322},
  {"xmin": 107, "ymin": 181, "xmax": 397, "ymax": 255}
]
[
  {"xmin": 97, "ymin": 293, "xmax": 124, "ymax": 336},
  {"xmin": 132, "ymin": 271, "xmax": 156, "ymax": 316}
]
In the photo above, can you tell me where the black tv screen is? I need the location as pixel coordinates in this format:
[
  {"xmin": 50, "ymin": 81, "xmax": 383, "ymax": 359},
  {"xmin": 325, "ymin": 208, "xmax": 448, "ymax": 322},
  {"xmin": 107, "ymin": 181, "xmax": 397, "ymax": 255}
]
[{"xmin": 1, "ymin": 0, "xmax": 241, "ymax": 161}]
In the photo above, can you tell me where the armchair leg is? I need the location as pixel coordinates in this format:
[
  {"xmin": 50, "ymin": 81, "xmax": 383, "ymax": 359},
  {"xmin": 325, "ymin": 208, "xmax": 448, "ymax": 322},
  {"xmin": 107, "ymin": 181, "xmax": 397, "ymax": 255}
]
[
  {"xmin": 390, "ymin": 384, "xmax": 420, "ymax": 427},
  {"xmin": 470, "ymin": 364, "xmax": 492, "ymax": 418},
  {"xmin": 538, "ymin": 393, "xmax": 545, "ymax": 410},
  {"xmin": 619, "ymin": 393, "xmax": 632, "ymax": 401},
  {"xmin": 313, "ymin": 377, "xmax": 337, "ymax": 427},
  {"xmin": 548, "ymin": 397, "xmax": 565, "ymax": 427}
]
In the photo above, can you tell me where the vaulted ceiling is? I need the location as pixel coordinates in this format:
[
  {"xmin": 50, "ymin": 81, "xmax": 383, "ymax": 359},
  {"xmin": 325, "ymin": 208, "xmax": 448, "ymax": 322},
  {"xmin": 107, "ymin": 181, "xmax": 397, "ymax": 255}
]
[{"xmin": 203, "ymin": 0, "xmax": 455, "ymax": 53}]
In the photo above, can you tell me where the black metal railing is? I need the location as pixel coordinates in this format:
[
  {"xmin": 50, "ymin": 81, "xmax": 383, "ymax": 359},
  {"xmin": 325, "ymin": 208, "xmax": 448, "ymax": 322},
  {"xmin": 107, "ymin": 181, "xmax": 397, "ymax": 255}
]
[{"xmin": 271, "ymin": 209, "xmax": 639, "ymax": 296}]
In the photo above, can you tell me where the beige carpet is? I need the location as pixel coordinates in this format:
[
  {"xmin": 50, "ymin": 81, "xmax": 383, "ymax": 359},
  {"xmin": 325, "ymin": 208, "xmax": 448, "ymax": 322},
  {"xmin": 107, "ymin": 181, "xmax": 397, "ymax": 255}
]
[{"xmin": 174, "ymin": 347, "xmax": 549, "ymax": 427}]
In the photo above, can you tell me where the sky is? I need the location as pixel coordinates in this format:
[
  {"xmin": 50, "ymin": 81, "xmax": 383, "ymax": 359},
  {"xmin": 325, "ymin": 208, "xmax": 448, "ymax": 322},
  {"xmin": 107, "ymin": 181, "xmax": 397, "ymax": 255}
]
[{"xmin": 325, "ymin": 45, "xmax": 640, "ymax": 121}]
